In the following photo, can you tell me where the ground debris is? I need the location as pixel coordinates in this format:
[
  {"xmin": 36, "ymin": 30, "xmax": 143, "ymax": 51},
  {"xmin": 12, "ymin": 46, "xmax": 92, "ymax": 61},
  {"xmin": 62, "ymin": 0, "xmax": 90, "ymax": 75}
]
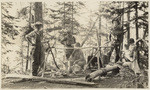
[{"xmin": 118, "ymin": 67, "xmax": 148, "ymax": 88}]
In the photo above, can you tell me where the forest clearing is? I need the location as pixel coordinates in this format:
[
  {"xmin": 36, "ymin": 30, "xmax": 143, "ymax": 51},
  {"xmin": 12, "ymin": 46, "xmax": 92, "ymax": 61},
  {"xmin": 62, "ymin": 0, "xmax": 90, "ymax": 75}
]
[{"xmin": 1, "ymin": 1, "xmax": 149, "ymax": 88}]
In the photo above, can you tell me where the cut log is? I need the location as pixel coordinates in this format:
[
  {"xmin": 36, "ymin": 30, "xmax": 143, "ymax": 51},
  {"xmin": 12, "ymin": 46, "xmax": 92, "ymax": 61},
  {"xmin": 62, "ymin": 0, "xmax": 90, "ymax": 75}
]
[
  {"xmin": 85, "ymin": 64, "xmax": 119, "ymax": 82},
  {"xmin": 5, "ymin": 74, "xmax": 96, "ymax": 86}
]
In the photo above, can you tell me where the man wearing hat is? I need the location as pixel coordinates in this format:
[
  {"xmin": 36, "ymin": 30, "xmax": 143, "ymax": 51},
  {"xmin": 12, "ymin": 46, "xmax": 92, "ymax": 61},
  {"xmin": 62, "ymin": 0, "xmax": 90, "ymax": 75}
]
[
  {"xmin": 110, "ymin": 18, "xmax": 124, "ymax": 62},
  {"xmin": 61, "ymin": 30, "xmax": 76, "ymax": 60},
  {"xmin": 60, "ymin": 30, "xmax": 76, "ymax": 73},
  {"xmin": 26, "ymin": 21, "xmax": 45, "ymax": 76},
  {"xmin": 108, "ymin": 18, "xmax": 124, "ymax": 75}
]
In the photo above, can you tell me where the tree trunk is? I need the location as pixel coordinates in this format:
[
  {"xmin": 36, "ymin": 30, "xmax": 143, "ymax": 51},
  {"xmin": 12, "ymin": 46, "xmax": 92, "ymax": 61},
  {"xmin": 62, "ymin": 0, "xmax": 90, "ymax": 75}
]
[
  {"xmin": 32, "ymin": 2, "xmax": 44, "ymax": 76},
  {"xmin": 34, "ymin": 2, "xmax": 43, "ymax": 23}
]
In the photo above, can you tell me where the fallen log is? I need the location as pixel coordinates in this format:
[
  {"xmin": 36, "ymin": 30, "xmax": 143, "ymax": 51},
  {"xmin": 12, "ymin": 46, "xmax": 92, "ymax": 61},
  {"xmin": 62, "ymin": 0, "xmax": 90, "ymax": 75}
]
[
  {"xmin": 85, "ymin": 61, "xmax": 137, "ymax": 82},
  {"xmin": 5, "ymin": 74, "xmax": 96, "ymax": 86},
  {"xmin": 85, "ymin": 64, "xmax": 119, "ymax": 82}
]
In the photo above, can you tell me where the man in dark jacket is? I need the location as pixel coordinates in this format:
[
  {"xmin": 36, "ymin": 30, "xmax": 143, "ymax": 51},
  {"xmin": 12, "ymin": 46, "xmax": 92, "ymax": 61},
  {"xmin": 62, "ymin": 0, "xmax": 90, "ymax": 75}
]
[
  {"xmin": 26, "ymin": 21, "xmax": 45, "ymax": 76},
  {"xmin": 61, "ymin": 31, "xmax": 76, "ymax": 60},
  {"xmin": 109, "ymin": 18, "xmax": 124, "ymax": 74},
  {"xmin": 111, "ymin": 18, "xmax": 124, "ymax": 63}
]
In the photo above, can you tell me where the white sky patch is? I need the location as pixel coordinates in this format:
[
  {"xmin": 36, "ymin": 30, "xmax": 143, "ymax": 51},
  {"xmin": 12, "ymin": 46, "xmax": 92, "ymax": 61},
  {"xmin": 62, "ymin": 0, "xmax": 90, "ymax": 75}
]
[{"xmin": 7, "ymin": 1, "xmax": 100, "ymax": 27}]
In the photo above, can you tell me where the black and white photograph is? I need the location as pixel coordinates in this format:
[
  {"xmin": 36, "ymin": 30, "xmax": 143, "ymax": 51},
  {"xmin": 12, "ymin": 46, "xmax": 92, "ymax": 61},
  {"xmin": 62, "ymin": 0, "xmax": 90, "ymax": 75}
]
[{"xmin": 1, "ymin": 0, "xmax": 149, "ymax": 89}]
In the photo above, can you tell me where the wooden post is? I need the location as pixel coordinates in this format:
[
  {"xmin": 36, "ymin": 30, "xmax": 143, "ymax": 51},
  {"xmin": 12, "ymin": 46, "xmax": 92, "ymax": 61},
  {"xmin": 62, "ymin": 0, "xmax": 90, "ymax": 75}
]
[
  {"xmin": 135, "ymin": 2, "xmax": 139, "ymax": 63},
  {"xmin": 26, "ymin": 3, "xmax": 32, "ymax": 72},
  {"xmin": 64, "ymin": 2, "xmax": 66, "ymax": 29},
  {"xmin": 121, "ymin": 1, "xmax": 124, "ymax": 50},
  {"xmin": 81, "ymin": 17, "xmax": 99, "ymax": 46},
  {"xmin": 97, "ymin": 3, "xmax": 102, "ymax": 80},
  {"xmin": 71, "ymin": 2, "xmax": 74, "ymax": 34},
  {"xmin": 29, "ymin": 3, "xmax": 31, "ymax": 73},
  {"xmin": 135, "ymin": 2, "xmax": 139, "ymax": 40},
  {"xmin": 26, "ymin": 42, "xmax": 29, "ymax": 71},
  {"xmin": 98, "ymin": 2, "xmax": 102, "ymax": 68},
  {"xmin": 96, "ymin": 15, "xmax": 101, "ymax": 69},
  {"xmin": 21, "ymin": 39, "xmax": 24, "ymax": 72},
  {"xmin": 127, "ymin": 3, "xmax": 130, "ymax": 47}
]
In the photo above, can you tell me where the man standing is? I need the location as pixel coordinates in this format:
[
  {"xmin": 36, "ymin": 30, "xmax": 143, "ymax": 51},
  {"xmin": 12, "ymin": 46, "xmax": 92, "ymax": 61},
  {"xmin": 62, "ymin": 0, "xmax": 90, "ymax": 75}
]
[
  {"xmin": 61, "ymin": 30, "xmax": 76, "ymax": 60},
  {"xmin": 60, "ymin": 30, "xmax": 76, "ymax": 73},
  {"xmin": 107, "ymin": 18, "xmax": 124, "ymax": 74},
  {"xmin": 111, "ymin": 19, "xmax": 124, "ymax": 63},
  {"xmin": 26, "ymin": 21, "xmax": 45, "ymax": 76}
]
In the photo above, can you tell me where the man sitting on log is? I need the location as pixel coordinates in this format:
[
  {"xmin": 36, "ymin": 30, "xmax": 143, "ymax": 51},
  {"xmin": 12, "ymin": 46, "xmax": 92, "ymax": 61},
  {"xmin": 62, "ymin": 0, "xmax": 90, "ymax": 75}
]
[{"xmin": 68, "ymin": 42, "xmax": 86, "ymax": 74}]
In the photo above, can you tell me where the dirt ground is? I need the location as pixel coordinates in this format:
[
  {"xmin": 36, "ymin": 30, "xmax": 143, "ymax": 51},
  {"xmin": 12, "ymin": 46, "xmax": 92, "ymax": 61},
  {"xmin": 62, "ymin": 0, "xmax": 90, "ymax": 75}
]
[
  {"xmin": 1, "ymin": 67, "xmax": 148, "ymax": 89},
  {"xmin": 1, "ymin": 75, "xmax": 145, "ymax": 89}
]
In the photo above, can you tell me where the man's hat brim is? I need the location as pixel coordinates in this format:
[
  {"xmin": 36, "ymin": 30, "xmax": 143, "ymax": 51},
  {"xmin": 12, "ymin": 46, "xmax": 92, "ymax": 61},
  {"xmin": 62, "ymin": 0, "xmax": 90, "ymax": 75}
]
[{"xmin": 34, "ymin": 21, "xmax": 43, "ymax": 25}]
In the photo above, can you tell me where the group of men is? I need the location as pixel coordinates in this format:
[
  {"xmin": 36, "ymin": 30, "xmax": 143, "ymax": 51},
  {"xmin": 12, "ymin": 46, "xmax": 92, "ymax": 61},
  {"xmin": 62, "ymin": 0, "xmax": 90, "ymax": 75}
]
[
  {"xmin": 26, "ymin": 21, "xmax": 86, "ymax": 76},
  {"xmin": 26, "ymin": 18, "xmax": 141, "ymax": 76}
]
